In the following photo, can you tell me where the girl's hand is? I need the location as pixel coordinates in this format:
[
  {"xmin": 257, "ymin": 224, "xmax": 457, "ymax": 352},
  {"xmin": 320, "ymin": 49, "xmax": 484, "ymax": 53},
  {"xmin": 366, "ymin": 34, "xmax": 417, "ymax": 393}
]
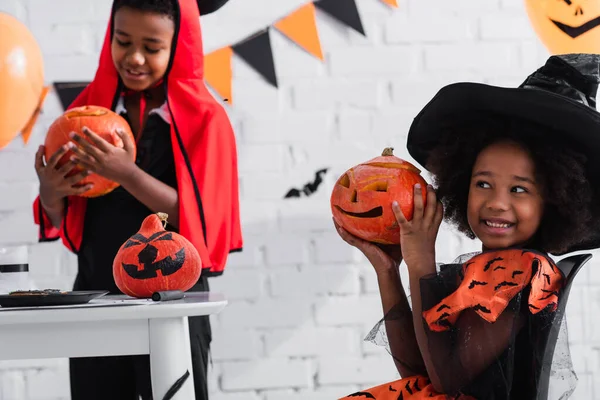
[
  {"xmin": 393, "ymin": 184, "xmax": 443, "ymax": 277},
  {"xmin": 333, "ymin": 217, "xmax": 402, "ymax": 276},
  {"xmin": 68, "ymin": 126, "xmax": 137, "ymax": 184},
  {"xmin": 35, "ymin": 144, "xmax": 93, "ymax": 208}
]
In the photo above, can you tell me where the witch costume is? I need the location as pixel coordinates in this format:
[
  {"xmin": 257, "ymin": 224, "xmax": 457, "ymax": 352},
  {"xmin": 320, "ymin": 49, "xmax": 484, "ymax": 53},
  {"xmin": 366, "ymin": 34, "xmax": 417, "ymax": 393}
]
[{"xmin": 339, "ymin": 54, "xmax": 600, "ymax": 399}]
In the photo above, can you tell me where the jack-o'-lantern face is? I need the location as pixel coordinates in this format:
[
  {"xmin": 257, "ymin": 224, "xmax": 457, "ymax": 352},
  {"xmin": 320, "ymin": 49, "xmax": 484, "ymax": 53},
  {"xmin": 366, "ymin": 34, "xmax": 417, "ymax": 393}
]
[
  {"xmin": 525, "ymin": 0, "xmax": 600, "ymax": 54},
  {"xmin": 330, "ymin": 148, "xmax": 428, "ymax": 245}
]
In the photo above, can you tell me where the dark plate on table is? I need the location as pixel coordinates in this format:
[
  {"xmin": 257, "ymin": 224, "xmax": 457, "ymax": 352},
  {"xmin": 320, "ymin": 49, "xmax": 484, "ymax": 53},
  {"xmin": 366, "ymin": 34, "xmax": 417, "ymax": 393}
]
[{"xmin": 0, "ymin": 290, "xmax": 109, "ymax": 307}]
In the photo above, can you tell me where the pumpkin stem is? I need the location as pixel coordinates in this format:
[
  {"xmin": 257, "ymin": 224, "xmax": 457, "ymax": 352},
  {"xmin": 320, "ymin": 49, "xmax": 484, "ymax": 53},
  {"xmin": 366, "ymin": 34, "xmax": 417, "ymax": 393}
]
[
  {"xmin": 157, "ymin": 212, "xmax": 169, "ymax": 228},
  {"xmin": 382, "ymin": 147, "xmax": 394, "ymax": 156}
]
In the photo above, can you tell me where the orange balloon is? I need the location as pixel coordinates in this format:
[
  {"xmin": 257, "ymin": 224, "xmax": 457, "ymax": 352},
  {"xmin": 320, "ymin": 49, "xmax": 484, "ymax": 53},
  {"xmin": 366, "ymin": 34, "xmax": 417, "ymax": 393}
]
[
  {"xmin": 525, "ymin": 0, "xmax": 600, "ymax": 55},
  {"xmin": 0, "ymin": 13, "xmax": 44, "ymax": 149}
]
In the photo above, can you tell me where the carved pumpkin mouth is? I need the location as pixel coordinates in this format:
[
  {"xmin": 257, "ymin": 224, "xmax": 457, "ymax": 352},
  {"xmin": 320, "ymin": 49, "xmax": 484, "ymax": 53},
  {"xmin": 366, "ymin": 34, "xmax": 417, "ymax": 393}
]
[
  {"xmin": 334, "ymin": 205, "xmax": 383, "ymax": 218},
  {"xmin": 550, "ymin": 16, "xmax": 600, "ymax": 38}
]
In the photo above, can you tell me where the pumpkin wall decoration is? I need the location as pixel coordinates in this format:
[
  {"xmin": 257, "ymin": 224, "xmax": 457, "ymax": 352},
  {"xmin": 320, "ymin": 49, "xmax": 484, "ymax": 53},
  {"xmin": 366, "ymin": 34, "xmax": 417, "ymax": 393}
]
[
  {"xmin": 331, "ymin": 148, "xmax": 428, "ymax": 245},
  {"xmin": 524, "ymin": 0, "xmax": 600, "ymax": 54},
  {"xmin": 44, "ymin": 105, "xmax": 136, "ymax": 198},
  {"xmin": 113, "ymin": 213, "xmax": 202, "ymax": 298}
]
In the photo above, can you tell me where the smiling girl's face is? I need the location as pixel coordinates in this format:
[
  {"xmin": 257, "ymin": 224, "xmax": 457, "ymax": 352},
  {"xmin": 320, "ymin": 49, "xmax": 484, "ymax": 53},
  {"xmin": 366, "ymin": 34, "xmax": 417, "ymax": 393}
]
[
  {"xmin": 467, "ymin": 140, "xmax": 545, "ymax": 250},
  {"xmin": 111, "ymin": 6, "xmax": 175, "ymax": 91}
]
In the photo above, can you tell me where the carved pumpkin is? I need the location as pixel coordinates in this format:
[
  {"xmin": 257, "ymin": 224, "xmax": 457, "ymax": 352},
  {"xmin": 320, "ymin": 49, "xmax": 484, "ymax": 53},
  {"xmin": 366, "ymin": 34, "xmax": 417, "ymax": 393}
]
[
  {"xmin": 330, "ymin": 148, "xmax": 428, "ymax": 244},
  {"xmin": 112, "ymin": 213, "xmax": 202, "ymax": 298},
  {"xmin": 44, "ymin": 105, "xmax": 136, "ymax": 198}
]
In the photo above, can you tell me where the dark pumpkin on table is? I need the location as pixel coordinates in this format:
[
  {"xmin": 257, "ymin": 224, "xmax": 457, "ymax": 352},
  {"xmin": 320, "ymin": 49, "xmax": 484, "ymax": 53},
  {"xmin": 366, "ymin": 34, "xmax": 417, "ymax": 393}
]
[
  {"xmin": 44, "ymin": 105, "xmax": 136, "ymax": 198},
  {"xmin": 113, "ymin": 213, "xmax": 202, "ymax": 298},
  {"xmin": 330, "ymin": 147, "xmax": 428, "ymax": 245}
]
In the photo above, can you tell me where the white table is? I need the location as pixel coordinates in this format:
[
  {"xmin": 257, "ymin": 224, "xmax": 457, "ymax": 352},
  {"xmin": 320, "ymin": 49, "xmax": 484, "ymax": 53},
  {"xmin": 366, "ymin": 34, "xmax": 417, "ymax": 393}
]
[{"xmin": 0, "ymin": 292, "xmax": 227, "ymax": 399}]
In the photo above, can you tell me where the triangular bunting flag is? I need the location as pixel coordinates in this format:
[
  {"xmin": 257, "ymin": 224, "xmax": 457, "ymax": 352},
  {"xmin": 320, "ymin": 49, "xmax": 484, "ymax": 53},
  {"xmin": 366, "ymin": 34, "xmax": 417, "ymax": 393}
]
[
  {"xmin": 274, "ymin": 3, "xmax": 324, "ymax": 60},
  {"xmin": 54, "ymin": 81, "xmax": 90, "ymax": 111},
  {"xmin": 381, "ymin": 0, "xmax": 398, "ymax": 7},
  {"xmin": 21, "ymin": 85, "xmax": 51, "ymax": 144},
  {"xmin": 314, "ymin": 0, "xmax": 365, "ymax": 36},
  {"xmin": 232, "ymin": 29, "xmax": 278, "ymax": 88},
  {"xmin": 205, "ymin": 46, "xmax": 234, "ymax": 104}
]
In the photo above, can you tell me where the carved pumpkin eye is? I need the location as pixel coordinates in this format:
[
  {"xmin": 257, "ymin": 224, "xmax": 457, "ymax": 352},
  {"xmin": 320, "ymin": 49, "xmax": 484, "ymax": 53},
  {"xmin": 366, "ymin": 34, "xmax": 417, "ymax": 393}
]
[
  {"xmin": 338, "ymin": 173, "xmax": 350, "ymax": 188},
  {"xmin": 363, "ymin": 181, "xmax": 388, "ymax": 192}
]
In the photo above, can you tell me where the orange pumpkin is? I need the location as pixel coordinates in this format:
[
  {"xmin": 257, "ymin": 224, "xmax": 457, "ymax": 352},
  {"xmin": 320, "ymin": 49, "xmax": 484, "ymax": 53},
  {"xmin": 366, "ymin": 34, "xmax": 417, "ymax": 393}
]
[
  {"xmin": 44, "ymin": 105, "xmax": 136, "ymax": 198},
  {"xmin": 331, "ymin": 148, "xmax": 428, "ymax": 244},
  {"xmin": 113, "ymin": 213, "xmax": 202, "ymax": 298}
]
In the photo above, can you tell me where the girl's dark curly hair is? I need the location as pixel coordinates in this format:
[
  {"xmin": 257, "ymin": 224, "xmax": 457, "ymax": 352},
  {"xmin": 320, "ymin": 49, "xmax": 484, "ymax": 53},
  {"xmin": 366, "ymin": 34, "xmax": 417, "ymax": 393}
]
[
  {"xmin": 426, "ymin": 112, "xmax": 598, "ymax": 255},
  {"xmin": 114, "ymin": 0, "xmax": 176, "ymax": 19}
]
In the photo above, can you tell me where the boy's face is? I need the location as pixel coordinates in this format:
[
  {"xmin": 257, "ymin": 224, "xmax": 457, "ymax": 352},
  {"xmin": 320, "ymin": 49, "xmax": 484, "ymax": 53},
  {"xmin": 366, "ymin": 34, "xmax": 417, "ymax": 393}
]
[
  {"xmin": 111, "ymin": 7, "xmax": 175, "ymax": 91},
  {"xmin": 466, "ymin": 140, "xmax": 544, "ymax": 250}
]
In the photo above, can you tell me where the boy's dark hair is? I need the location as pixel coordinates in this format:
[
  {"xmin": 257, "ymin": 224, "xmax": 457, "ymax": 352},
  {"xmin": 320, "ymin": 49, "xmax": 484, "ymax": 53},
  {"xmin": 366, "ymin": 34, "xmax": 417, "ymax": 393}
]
[
  {"xmin": 426, "ymin": 112, "xmax": 598, "ymax": 255},
  {"xmin": 113, "ymin": 0, "xmax": 176, "ymax": 19}
]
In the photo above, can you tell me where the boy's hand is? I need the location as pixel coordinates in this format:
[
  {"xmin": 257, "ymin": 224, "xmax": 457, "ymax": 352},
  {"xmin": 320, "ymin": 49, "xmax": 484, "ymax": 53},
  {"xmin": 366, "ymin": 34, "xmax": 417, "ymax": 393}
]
[
  {"xmin": 333, "ymin": 217, "xmax": 402, "ymax": 276},
  {"xmin": 35, "ymin": 144, "xmax": 93, "ymax": 207},
  {"xmin": 68, "ymin": 126, "xmax": 137, "ymax": 184},
  {"xmin": 393, "ymin": 184, "xmax": 443, "ymax": 278}
]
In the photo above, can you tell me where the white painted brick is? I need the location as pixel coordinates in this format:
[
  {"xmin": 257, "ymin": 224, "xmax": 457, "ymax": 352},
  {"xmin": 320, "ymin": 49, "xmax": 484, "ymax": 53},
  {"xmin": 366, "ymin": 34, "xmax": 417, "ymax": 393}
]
[
  {"xmin": 32, "ymin": 24, "xmax": 96, "ymax": 57},
  {"xmin": 209, "ymin": 269, "xmax": 264, "ymax": 300},
  {"xmin": 0, "ymin": 212, "xmax": 38, "ymax": 245},
  {"xmin": 231, "ymin": 80, "xmax": 287, "ymax": 112},
  {"xmin": 329, "ymin": 47, "xmax": 421, "ymax": 77},
  {"xmin": 270, "ymin": 32, "xmax": 328, "ymax": 79},
  {"xmin": 479, "ymin": 15, "xmax": 536, "ymax": 40},
  {"xmin": 293, "ymin": 79, "xmax": 382, "ymax": 110},
  {"xmin": 27, "ymin": 0, "xmax": 95, "ymax": 26},
  {"xmin": 0, "ymin": 371, "xmax": 26, "ymax": 400},
  {"xmin": 241, "ymin": 173, "xmax": 296, "ymax": 201},
  {"xmin": 424, "ymin": 43, "xmax": 519, "ymax": 72},
  {"xmin": 269, "ymin": 266, "xmax": 360, "ymax": 297},
  {"xmin": 243, "ymin": 111, "xmax": 334, "ymax": 144},
  {"xmin": 360, "ymin": 263, "xmax": 380, "ymax": 294},
  {"xmin": 500, "ymin": 0, "xmax": 526, "ymax": 10},
  {"xmin": 0, "ymin": 151, "xmax": 37, "ymax": 182},
  {"xmin": 219, "ymin": 299, "xmax": 312, "ymax": 329},
  {"xmin": 264, "ymin": 326, "xmax": 359, "ymax": 357},
  {"xmin": 315, "ymin": 295, "xmax": 382, "ymax": 326},
  {"xmin": 573, "ymin": 373, "xmax": 595, "ymax": 399},
  {"xmin": 221, "ymin": 359, "xmax": 313, "ymax": 390},
  {"xmin": 238, "ymin": 202, "xmax": 279, "ymax": 236},
  {"xmin": 318, "ymin": 355, "xmax": 398, "ymax": 386},
  {"xmin": 26, "ymin": 361, "xmax": 71, "ymax": 400},
  {"xmin": 43, "ymin": 54, "xmax": 100, "ymax": 81},
  {"xmin": 0, "ymin": 358, "xmax": 63, "ymax": 370},
  {"xmin": 211, "ymin": 393, "xmax": 262, "ymax": 400},
  {"xmin": 0, "ymin": 183, "xmax": 37, "ymax": 211},
  {"xmin": 338, "ymin": 111, "xmax": 372, "ymax": 140},
  {"xmin": 409, "ymin": 0, "xmax": 501, "ymax": 16},
  {"xmin": 264, "ymin": 234, "xmax": 311, "ymax": 266},
  {"xmin": 211, "ymin": 329, "xmax": 262, "ymax": 361},
  {"xmin": 0, "ymin": 0, "xmax": 27, "ymax": 22},
  {"xmin": 385, "ymin": 14, "xmax": 475, "ymax": 43},
  {"xmin": 313, "ymin": 232, "xmax": 362, "ymax": 264},
  {"xmin": 278, "ymin": 203, "xmax": 336, "ymax": 234},
  {"xmin": 238, "ymin": 144, "xmax": 289, "ymax": 173},
  {"xmin": 263, "ymin": 385, "xmax": 361, "ymax": 400}
]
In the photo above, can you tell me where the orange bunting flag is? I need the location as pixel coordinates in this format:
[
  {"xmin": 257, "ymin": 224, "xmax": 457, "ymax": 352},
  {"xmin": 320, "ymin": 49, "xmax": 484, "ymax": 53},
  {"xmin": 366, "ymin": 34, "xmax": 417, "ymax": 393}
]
[
  {"xmin": 381, "ymin": 0, "xmax": 398, "ymax": 6},
  {"xmin": 21, "ymin": 85, "xmax": 51, "ymax": 144},
  {"xmin": 204, "ymin": 46, "xmax": 234, "ymax": 104},
  {"xmin": 274, "ymin": 3, "xmax": 324, "ymax": 60}
]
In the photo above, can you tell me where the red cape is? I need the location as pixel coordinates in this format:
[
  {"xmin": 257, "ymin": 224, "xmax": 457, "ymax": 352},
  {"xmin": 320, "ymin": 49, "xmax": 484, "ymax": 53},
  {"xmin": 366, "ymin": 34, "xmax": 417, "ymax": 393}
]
[{"xmin": 33, "ymin": 0, "xmax": 243, "ymax": 276}]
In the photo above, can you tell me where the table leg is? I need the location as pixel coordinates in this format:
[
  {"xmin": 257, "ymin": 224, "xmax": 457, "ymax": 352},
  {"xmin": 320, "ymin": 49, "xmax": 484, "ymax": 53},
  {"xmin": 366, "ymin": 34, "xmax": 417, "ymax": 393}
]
[{"xmin": 149, "ymin": 317, "xmax": 195, "ymax": 399}]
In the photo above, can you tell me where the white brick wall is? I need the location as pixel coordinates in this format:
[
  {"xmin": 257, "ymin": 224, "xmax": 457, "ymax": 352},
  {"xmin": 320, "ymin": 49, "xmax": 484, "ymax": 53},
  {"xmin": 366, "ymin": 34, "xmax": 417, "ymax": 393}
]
[{"xmin": 1, "ymin": 0, "xmax": 599, "ymax": 398}]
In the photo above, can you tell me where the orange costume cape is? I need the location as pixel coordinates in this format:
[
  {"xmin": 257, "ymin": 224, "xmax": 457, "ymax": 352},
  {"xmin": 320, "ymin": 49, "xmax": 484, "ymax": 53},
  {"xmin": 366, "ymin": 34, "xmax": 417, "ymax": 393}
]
[{"xmin": 33, "ymin": 0, "xmax": 242, "ymax": 276}]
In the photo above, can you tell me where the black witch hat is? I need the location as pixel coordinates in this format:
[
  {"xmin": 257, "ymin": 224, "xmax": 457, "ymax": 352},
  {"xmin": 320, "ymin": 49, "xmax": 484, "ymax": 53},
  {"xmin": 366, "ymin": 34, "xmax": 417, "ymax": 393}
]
[{"xmin": 406, "ymin": 53, "xmax": 600, "ymax": 254}]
